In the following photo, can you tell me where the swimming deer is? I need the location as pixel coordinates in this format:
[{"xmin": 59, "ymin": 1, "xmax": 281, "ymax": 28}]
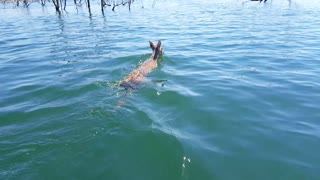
[{"xmin": 120, "ymin": 40, "xmax": 164, "ymax": 90}]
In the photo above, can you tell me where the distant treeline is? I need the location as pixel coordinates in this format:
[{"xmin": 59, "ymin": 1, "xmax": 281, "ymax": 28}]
[{"xmin": 0, "ymin": 0, "xmax": 135, "ymax": 15}]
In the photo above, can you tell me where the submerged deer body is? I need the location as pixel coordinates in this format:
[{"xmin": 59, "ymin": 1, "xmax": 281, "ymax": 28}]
[{"xmin": 120, "ymin": 41, "xmax": 164, "ymax": 90}]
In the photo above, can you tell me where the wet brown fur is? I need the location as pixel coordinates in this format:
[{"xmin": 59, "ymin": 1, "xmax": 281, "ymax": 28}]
[{"xmin": 120, "ymin": 41, "xmax": 163, "ymax": 90}]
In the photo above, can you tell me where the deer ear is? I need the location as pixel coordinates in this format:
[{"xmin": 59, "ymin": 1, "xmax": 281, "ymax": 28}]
[
  {"xmin": 156, "ymin": 41, "xmax": 161, "ymax": 48},
  {"xmin": 149, "ymin": 41, "xmax": 155, "ymax": 51}
]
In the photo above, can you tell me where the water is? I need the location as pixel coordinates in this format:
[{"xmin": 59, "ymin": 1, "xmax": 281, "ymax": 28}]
[{"xmin": 1, "ymin": 0, "xmax": 320, "ymax": 179}]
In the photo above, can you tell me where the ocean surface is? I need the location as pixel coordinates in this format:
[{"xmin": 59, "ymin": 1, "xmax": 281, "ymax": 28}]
[{"xmin": 1, "ymin": 0, "xmax": 320, "ymax": 179}]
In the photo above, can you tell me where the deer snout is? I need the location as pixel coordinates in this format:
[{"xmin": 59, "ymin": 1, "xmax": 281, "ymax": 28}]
[{"xmin": 160, "ymin": 47, "xmax": 164, "ymax": 55}]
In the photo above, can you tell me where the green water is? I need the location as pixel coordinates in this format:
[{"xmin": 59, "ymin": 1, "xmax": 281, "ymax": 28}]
[{"xmin": 1, "ymin": 0, "xmax": 320, "ymax": 179}]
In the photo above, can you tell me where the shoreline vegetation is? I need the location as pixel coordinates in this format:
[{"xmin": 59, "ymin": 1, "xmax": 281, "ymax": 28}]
[{"xmin": 0, "ymin": 0, "xmax": 136, "ymax": 15}]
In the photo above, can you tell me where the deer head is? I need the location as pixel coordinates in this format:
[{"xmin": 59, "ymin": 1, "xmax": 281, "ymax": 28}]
[{"xmin": 149, "ymin": 41, "xmax": 164, "ymax": 60}]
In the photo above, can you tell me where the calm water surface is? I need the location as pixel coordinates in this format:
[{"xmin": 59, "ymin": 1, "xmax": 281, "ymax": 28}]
[{"xmin": 1, "ymin": 0, "xmax": 320, "ymax": 179}]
